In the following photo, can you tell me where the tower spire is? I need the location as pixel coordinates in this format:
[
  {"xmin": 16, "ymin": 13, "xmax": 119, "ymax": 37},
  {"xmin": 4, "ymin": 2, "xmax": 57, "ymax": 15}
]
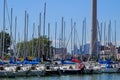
[{"xmin": 90, "ymin": 0, "xmax": 97, "ymax": 58}]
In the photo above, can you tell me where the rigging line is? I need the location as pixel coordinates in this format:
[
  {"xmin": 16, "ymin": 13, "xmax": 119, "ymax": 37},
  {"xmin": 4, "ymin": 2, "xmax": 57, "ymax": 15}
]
[
  {"xmin": 97, "ymin": 20, "xmax": 102, "ymax": 42},
  {"xmin": 97, "ymin": 21, "xmax": 103, "ymax": 54},
  {"xmin": 74, "ymin": 25, "xmax": 81, "ymax": 50},
  {"xmin": 65, "ymin": 21, "xmax": 75, "ymax": 49},
  {"xmin": 82, "ymin": 20, "xmax": 84, "ymax": 50},
  {"xmin": 97, "ymin": 20, "xmax": 102, "ymax": 55},
  {"xmin": 6, "ymin": 0, "xmax": 11, "ymax": 28},
  {"xmin": 73, "ymin": 22, "xmax": 76, "ymax": 55}
]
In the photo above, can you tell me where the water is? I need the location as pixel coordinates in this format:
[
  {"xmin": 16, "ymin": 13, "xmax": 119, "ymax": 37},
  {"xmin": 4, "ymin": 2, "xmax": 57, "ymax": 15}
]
[{"xmin": 0, "ymin": 73, "xmax": 120, "ymax": 80}]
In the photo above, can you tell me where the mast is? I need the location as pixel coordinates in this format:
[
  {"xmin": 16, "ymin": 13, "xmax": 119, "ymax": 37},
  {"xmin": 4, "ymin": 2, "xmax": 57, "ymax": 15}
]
[
  {"xmin": 2, "ymin": 0, "xmax": 6, "ymax": 59},
  {"xmin": 48, "ymin": 23, "xmax": 50, "ymax": 59},
  {"xmin": 59, "ymin": 33, "xmax": 60, "ymax": 48},
  {"xmin": 84, "ymin": 18, "xmax": 86, "ymax": 53},
  {"xmin": 61, "ymin": 17, "xmax": 64, "ymax": 55},
  {"xmin": 73, "ymin": 22, "xmax": 76, "ymax": 55},
  {"xmin": 10, "ymin": 8, "xmax": 13, "ymax": 50},
  {"xmin": 108, "ymin": 20, "xmax": 111, "ymax": 47},
  {"xmin": 26, "ymin": 13, "xmax": 29, "ymax": 56},
  {"xmin": 64, "ymin": 21, "xmax": 66, "ymax": 54},
  {"xmin": 43, "ymin": 2, "xmax": 46, "ymax": 36},
  {"xmin": 115, "ymin": 20, "xmax": 116, "ymax": 54},
  {"xmin": 32, "ymin": 23, "xmax": 35, "ymax": 57},
  {"xmin": 61, "ymin": 17, "xmax": 64, "ymax": 50},
  {"xmin": 38, "ymin": 13, "xmax": 41, "ymax": 59},
  {"xmin": 10, "ymin": 8, "xmax": 13, "ymax": 56},
  {"xmin": 55, "ymin": 22, "xmax": 57, "ymax": 55},
  {"xmin": 42, "ymin": 2, "xmax": 46, "ymax": 61},
  {"xmin": 24, "ymin": 10, "xmax": 27, "ymax": 58},
  {"xmin": 104, "ymin": 22, "xmax": 106, "ymax": 54},
  {"xmin": 82, "ymin": 18, "xmax": 86, "ymax": 54},
  {"xmin": 100, "ymin": 23, "xmax": 102, "ymax": 54},
  {"xmin": 50, "ymin": 36, "xmax": 52, "ymax": 60},
  {"xmin": 90, "ymin": 0, "xmax": 97, "ymax": 57},
  {"xmin": 71, "ymin": 19, "xmax": 73, "ymax": 55},
  {"xmin": 14, "ymin": 16, "xmax": 17, "ymax": 57}
]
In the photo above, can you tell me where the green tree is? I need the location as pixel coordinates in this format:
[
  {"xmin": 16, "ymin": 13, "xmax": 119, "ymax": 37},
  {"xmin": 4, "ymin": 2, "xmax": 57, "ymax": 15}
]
[
  {"xmin": 0, "ymin": 31, "xmax": 11, "ymax": 54},
  {"xmin": 17, "ymin": 36, "xmax": 52, "ymax": 59}
]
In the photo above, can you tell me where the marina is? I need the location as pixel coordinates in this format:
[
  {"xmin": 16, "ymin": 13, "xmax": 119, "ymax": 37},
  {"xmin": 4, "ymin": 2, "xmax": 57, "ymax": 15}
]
[
  {"xmin": 0, "ymin": 59, "xmax": 119, "ymax": 77},
  {"xmin": 0, "ymin": 0, "xmax": 120, "ymax": 79}
]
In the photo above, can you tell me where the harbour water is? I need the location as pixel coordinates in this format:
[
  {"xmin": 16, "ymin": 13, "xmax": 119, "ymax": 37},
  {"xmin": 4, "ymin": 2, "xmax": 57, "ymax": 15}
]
[{"xmin": 1, "ymin": 73, "xmax": 120, "ymax": 80}]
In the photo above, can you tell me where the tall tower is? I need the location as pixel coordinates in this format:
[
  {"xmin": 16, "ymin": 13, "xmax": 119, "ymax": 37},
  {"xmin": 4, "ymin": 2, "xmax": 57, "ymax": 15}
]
[{"xmin": 90, "ymin": 0, "xmax": 97, "ymax": 57}]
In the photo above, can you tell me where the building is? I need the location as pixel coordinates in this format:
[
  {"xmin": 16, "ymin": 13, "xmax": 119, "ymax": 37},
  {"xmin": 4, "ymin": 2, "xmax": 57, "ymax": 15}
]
[
  {"xmin": 99, "ymin": 50, "xmax": 111, "ymax": 59},
  {"xmin": 116, "ymin": 46, "xmax": 120, "ymax": 60},
  {"xmin": 80, "ymin": 42, "xmax": 100, "ymax": 54},
  {"xmin": 53, "ymin": 48, "xmax": 67, "ymax": 59}
]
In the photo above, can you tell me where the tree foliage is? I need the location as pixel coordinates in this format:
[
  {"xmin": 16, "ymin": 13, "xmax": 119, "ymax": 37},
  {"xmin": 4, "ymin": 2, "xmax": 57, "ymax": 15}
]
[
  {"xmin": 17, "ymin": 36, "xmax": 52, "ymax": 59},
  {"xmin": 0, "ymin": 31, "xmax": 11, "ymax": 53}
]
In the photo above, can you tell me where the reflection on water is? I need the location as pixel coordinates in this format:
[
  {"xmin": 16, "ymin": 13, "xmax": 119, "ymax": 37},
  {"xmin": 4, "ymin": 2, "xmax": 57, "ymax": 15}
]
[{"xmin": 0, "ymin": 73, "xmax": 120, "ymax": 80}]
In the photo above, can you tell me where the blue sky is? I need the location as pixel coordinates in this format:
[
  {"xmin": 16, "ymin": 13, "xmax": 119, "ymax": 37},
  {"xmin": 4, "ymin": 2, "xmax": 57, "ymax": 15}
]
[{"xmin": 0, "ymin": 0, "xmax": 120, "ymax": 52}]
